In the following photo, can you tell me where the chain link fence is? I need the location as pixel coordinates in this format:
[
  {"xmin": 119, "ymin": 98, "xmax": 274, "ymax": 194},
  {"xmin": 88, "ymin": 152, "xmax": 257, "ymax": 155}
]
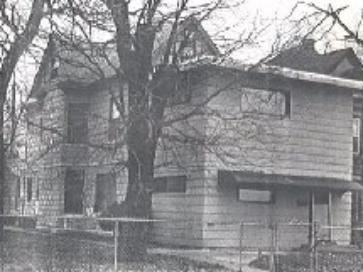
[
  {"xmin": 240, "ymin": 221, "xmax": 363, "ymax": 272},
  {"xmin": 0, "ymin": 215, "xmax": 163, "ymax": 272},
  {"xmin": 2, "ymin": 215, "xmax": 363, "ymax": 272}
]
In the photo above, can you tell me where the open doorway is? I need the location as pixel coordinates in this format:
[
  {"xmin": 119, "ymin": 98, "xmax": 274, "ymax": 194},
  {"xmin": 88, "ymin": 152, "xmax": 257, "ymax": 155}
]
[
  {"xmin": 94, "ymin": 173, "xmax": 117, "ymax": 213},
  {"xmin": 64, "ymin": 169, "xmax": 84, "ymax": 214}
]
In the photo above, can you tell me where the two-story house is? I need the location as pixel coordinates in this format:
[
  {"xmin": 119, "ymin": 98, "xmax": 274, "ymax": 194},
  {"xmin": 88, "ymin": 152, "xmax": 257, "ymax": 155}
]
[{"xmin": 4, "ymin": 24, "xmax": 363, "ymax": 249}]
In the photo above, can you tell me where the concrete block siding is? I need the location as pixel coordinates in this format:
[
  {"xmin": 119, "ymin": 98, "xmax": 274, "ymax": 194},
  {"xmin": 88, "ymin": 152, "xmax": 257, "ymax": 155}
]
[
  {"xmin": 4, "ymin": 67, "xmax": 355, "ymax": 249},
  {"xmin": 151, "ymin": 70, "xmax": 354, "ymax": 248}
]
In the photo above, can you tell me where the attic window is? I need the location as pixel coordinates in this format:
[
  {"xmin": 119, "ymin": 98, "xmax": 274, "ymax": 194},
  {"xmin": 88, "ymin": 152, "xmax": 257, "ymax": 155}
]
[{"xmin": 240, "ymin": 88, "xmax": 290, "ymax": 117}]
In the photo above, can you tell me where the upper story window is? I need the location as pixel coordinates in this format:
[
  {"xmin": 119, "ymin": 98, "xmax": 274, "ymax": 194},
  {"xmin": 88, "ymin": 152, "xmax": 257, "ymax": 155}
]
[
  {"xmin": 109, "ymin": 96, "xmax": 122, "ymax": 141},
  {"xmin": 240, "ymin": 88, "xmax": 290, "ymax": 117},
  {"xmin": 154, "ymin": 175, "xmax": 187, "ymax": 193},
  {"xmin": 67, "ymin": 103, "xmax": 88, "ymax": 143},
  {"xmin": 353, "ymin": 117, "xmax": 361, "ymax": 155},
  {"xmin": 168, "ymin": 72, "xmax": 192, "ymax": 106},
  {"xmin": 26, "ymin": 177, "xmax": 33, "ymax": 202},
  {"xmin": 110, "ymin": 96, "xmax": 122, "ymax": 120}
]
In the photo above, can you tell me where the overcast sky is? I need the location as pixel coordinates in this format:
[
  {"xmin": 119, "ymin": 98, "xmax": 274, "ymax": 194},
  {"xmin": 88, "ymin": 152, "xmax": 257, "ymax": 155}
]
[{"xmin": 15, "ymin": 0, "xmax": 363, "ymax": 93}]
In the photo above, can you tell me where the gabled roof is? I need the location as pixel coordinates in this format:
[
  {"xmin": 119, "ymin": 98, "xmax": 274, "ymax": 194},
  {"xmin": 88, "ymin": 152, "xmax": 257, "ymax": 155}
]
[
  {"xmin": 30, "ymin": 17, "xmax": 220, "ymax": 98},
  {"xmin": 268, "ymin": 39, "xmax": 363, "ymax": 80}
]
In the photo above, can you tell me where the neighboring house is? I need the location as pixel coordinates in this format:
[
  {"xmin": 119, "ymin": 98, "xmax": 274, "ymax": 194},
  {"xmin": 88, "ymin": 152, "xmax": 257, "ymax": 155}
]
[{"xmin": 4, "ymin": 22, "xmax": 363, "ymax": 250}]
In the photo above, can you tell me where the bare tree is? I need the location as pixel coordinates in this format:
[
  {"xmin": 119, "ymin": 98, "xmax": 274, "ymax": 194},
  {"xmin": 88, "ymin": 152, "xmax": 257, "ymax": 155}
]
[
  {"xmin": 0, "ymin": 0, "xmax": 46, "ymax": 239},
  {"xmin": 22, "ymin": 0, "xmax": 301, "ymax": 258}
]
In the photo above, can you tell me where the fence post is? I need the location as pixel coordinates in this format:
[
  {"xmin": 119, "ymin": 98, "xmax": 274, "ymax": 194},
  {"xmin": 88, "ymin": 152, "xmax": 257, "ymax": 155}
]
[
  {"xmin": 313, "ymin": 221, "xmax": 319, "ymax": 272},
  {"xmin": 239, "ymin": 222, "xmax": 244, "ymax": 272},
  {"xmin": 269, "ymin": 223, "xmax": 275, "ymax": 272},
  {"xmin": 309, "ymin": 221, "xmax": 314, "ymax": 272},
  {"xmin": 114, "ymin": 221, "xmax": 119, "ymax": 272},
  {"xmin": 274, "ymin": 223, "xmax": 278, "ymax": 272}
]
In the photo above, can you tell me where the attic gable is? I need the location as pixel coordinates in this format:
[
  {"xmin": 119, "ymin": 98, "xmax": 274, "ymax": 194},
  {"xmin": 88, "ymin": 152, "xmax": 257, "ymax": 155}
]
[{"xmin": 30, "ymin": 18, "xmax": 219, "ymax": 98}]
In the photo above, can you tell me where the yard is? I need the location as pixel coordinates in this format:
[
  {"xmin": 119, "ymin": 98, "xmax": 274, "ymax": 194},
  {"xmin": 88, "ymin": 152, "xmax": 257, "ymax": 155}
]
[
  {"xmin": 0, "ymin": 229, "xmax": 230, "ymax": 272},
  {"xmin": 249, "ymin": 246, "xmax": 363, "ymax": 272}
]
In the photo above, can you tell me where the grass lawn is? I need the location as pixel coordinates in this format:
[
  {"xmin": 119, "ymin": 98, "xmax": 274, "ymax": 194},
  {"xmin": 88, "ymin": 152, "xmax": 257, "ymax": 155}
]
[{"xmin": 0, "ymin": 229, "xmax": 230, "ymax": 272}]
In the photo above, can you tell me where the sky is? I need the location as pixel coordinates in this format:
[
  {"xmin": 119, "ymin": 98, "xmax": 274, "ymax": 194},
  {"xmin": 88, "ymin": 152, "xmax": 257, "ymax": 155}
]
[{"xmin": 13, "ymin": 0, "xmax": 363, "ymax": 92}]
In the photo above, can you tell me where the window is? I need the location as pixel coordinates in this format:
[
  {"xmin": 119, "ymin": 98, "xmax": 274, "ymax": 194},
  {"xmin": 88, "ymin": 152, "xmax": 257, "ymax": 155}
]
[
  {"xmin": 64, "ymin": 169, "xmax": 84, "ymax": 214},
  {"xmin": 237, "ymin": 187, "xmax": 274, "ymax": 203},
  {"xmin": 110, "ymin": 97, "xmax": 121, "ymax": 120},
  {"xmin": 26, "ymin": 177, "xmax": 33, "ymax": 202},
  {"xmin": 39, "ymin": 118, "xmax": 44, "ymax": 141},
  {"xmin": 109, "ymin": 95, "xmax": 123, "ymax": 141},
  {"xmin": 240, "ymin": 88, "xmax": 290, "ymax": 117},
  {"xmin": 169, "ymin": 72, "xmax": 192, "ymax": 106},
  {"xmin": 154, "ymin": 175, "xmax": 187, "ymax": 193},
  {"xmin": 36, "ymin": 179, "xmax": 40, "ymax": 200},
  {"xmin": 15, "ymin": 177, "xmax": 20, "ymax": 210},
  {"xmin": 353, "ymin": 117, "xmax": 360, "ymax": 155},
  {"xmin": 67, "ymin": 103, "xmax": 88, "ymax": 143}
]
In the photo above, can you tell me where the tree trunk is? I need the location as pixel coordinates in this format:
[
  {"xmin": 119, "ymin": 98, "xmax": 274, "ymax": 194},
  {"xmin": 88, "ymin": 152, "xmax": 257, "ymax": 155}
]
[
  {"xmin": 118, "ymin": 114, "xmax": 156, "ymax": 259},
  {"xmin": 0, "ymin": 95, "xmax": 5, "ymax": 241}
]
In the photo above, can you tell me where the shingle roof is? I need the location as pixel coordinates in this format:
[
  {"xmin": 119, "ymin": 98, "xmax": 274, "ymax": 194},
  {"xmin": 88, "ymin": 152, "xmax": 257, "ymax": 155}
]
[{"xmin": 268, "ymin": 39, "xmax": 363, "ymax": 80}]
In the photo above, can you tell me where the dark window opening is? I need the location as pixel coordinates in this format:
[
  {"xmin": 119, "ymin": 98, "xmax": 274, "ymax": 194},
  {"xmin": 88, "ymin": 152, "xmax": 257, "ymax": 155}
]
[
  {"xmin": 284, "ymin": 91, "xmax": 291, "ymax": 117},
  {"xmin": 36, "ymin": 179, "xmax": 40, "ymax": 200},
  {"xmin": 169, "ymin": 72, "xmax": 192, "ymax": 106},
  {"xmin": 109, "ymin": 96, "xmax": 122, "ymax": 141},
  {"xmin": 154, "ymin": 175, "xmax": 187, "ymax": 193},
  {"xmin": 64, "ymin": 169, "xmax": 84, "ymax": 214},
  {"xmin": 15, "ymin": 177, "xmax": 20, "ymax": 210},
  {"xmin": 94, "ymin": 173, "xmax": 117, "ymax": 213},
  {"xmin": 67, "ymin": 103, "xmax": 88, "ymax": 143},
  {"xmin": 39, "ymin": 118, "xmax": 44, "ymax": 141},
  {"xmin": 26, "ymin": 177, "xmax": 33, "ymax": 202}
]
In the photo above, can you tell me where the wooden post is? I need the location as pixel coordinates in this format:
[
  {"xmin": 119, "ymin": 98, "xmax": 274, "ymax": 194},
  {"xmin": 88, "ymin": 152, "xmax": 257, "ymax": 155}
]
[
  {"xmin": 314, "ymin": 221, "xmax": 319, "ymax": 272},
  {"xmin": 327, "ymin": 191, "xmax": 332, "ymax": 241},
  {"xmin": 239, "ymin": 222, "xmax": 243, "ymax": 272},
  {"xmin": 309, "ymin": 220, "xmax": 315, "ymax": 272},
  {"xmin": 114, "ymin": 221, "xmax": 119, "ymax": 272},
  {"xmin": 269, "ymin": 223, "xmax": 275, "ymax": 272},
  {"xmin": 309, "ymin": 191, "xmax": 315, "ymax": 246},
  {"xmin": 309, "ymin": 191, "xmax": 315, "ymax": 272},
  {"xmin": 274, "ymin": 223, "xmax": 278, "ymax": 272}
]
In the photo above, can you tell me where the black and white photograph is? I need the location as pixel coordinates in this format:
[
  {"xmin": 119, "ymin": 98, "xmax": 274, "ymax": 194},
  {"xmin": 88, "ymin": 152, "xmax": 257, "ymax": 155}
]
[{"xmin": 1, "ymin": 0, "xmax": 363, "ymax": 271}]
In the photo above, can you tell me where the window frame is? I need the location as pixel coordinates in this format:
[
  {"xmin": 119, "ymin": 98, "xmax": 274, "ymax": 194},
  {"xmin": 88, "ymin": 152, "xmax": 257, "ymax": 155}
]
[
  {"xmin": 108, "ymin": 95, "xmax": 123, "ymax": 141},
  {"xmin": 237, "ymin": 185, "xmax": 275, "ymax": 204},
  {"xmin": 26, "ymin": 177, "xmax": 33, "ymax": 202},
  {"xmin": 168, "ymin": 72, "xmax": 192, "ymax": 106},
  {"xmin": 154, "ymin": 175, "xmax": 187, "ymax": 193},
  {"xmin": 66, "ymin": 102, "xmax": 89, "ymax": 144},
  {"xmin": 240, "ymin": 88, "xmax": 291, "ymax": 118},
  {"xmin": 353, "ymin": 117, "xmax": 360, "ymax": 155}
]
